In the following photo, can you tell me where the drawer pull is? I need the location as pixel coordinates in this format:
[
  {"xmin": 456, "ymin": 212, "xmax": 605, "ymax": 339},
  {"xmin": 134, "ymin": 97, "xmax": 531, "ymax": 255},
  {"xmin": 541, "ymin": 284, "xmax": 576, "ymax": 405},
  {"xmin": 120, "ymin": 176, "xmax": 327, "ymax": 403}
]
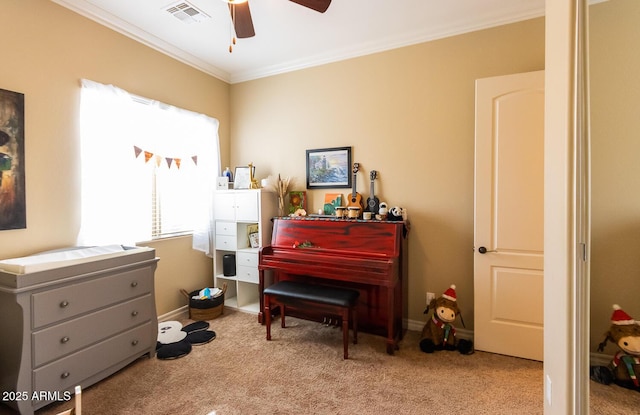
[
  {"xmin": 131, "ymin": 310, "xmax": 139, "ymax": 317},
  {"xmin": 61, "ymin": 372, "xmax": 70, "ymax": 379},
  {"xmin": 131, "ymin": 281, "xmax": 138, "ymax": 287},
  {"xmin": 60, "ymin": 336, "xmax": 70, "ymax": 344},
  {"xmin": 131, "ymin": 339, "xmax": 139, "ymax": 346},
  {"xmin": 59, "ymin": 300, "xmax": 69, "ymax": 308}
]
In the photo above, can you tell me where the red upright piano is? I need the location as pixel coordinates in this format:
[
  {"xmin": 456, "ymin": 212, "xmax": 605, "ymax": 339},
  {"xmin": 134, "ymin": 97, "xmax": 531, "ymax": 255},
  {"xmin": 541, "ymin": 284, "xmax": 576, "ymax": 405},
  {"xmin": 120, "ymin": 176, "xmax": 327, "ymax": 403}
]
[{"xmin": 258, "ymin": 217, "xmax": 408, "ymax": 354}]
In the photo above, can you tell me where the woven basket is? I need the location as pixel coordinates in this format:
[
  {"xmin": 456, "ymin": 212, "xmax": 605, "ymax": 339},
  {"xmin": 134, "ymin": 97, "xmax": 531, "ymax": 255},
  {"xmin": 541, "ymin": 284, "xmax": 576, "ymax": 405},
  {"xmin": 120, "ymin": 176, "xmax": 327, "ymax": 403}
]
[{"xmin": 180, "ymin": 282, "xmax": 227, "ymax": 320}]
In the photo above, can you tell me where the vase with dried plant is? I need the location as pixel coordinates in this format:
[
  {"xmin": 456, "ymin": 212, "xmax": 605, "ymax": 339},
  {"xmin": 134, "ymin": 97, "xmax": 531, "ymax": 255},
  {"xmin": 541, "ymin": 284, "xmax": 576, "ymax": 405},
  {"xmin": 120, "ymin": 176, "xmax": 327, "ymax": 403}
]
[{"xmin": 266, "ymin": 174, "xmax": 292, "ymax": 217}]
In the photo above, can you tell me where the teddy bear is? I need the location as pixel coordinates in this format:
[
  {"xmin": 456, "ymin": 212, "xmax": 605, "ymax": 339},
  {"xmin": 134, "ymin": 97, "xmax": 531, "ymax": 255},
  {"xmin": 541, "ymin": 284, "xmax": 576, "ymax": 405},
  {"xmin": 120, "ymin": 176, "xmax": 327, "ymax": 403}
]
[
  {"xmin": 590, "ymin": 304, "xmax": 640, "ymax": 391},
  {"xmin": 419, "ymin": 284, "xmax": 473, "ymax": 355}
]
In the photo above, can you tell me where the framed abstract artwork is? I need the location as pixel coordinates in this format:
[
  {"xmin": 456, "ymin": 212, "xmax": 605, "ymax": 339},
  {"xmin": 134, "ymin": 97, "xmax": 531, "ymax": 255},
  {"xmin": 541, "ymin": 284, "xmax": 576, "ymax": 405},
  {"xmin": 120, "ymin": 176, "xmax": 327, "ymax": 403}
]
[{"xmin": 0, "ymin": 88, "xmax": 26, "ymax": 230}]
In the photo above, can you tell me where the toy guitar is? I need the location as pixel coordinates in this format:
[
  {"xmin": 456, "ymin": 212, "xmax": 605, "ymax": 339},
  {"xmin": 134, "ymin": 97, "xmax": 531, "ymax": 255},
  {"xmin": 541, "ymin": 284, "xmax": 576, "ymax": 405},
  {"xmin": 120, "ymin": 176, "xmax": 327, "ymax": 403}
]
[
  {"xmin": 347, "ymin": 162, "xmax": 364, "ymax": 209},
  {"xmin": 366, "ymin": 170, "xmax": 380, "ymax": 214}
]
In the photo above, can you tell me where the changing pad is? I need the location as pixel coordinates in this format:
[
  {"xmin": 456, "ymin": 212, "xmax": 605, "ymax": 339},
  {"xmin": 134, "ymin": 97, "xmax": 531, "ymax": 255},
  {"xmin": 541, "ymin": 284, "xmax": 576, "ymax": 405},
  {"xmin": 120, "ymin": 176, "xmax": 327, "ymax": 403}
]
[{"xmin": 0, "ymin": 245, "xmax": 128, "ymax": 274}]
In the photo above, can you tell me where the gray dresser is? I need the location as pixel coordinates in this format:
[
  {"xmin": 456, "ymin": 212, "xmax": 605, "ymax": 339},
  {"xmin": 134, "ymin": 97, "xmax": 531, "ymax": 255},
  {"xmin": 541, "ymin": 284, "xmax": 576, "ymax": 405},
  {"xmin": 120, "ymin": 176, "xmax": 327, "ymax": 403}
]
[{"xmin": 0, "ymin": 246, "xmax": 159, "ymax": 415}]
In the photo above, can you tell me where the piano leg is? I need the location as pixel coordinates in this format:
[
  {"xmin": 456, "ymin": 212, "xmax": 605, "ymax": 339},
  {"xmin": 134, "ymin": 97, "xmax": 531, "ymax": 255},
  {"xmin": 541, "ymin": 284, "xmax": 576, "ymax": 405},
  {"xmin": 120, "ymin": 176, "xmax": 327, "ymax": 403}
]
[
  {"xmin": 258, "ymin": 268, "xmax": 265, "ymax": 324},
  {"xmin": 386, "ymin": 286, "xmax": 397, "ymax": 355}
]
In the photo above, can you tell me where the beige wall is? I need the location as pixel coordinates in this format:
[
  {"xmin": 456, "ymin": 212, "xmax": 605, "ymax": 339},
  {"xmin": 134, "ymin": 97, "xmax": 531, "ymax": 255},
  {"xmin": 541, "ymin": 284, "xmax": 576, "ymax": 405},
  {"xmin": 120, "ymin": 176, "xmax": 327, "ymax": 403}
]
[
  {"xmin": 0, "ymin": 0, "xmax": 227, "ymax": 314},
  {"xmin": 589, "ymin": 0, "xmax": 640, "ymax": 353},
  {"xmin": 10, "ymin": 0, "xmax": 623, "ymax": 342},
  {"xmin": 230, "ymin": 18, "xmax": 545, "ymax": 327}
]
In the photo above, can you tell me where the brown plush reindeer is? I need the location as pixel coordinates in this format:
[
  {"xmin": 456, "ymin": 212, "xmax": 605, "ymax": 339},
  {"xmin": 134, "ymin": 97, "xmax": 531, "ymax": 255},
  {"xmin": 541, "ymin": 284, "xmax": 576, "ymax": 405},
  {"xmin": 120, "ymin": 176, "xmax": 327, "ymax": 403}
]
[
  {"xmin": 591, "ymin": 304, "xmax": 640, "ymax": 391},
  {"xmin": 419, "ymin": 285, "xmax": 473, "ymax": 355}
]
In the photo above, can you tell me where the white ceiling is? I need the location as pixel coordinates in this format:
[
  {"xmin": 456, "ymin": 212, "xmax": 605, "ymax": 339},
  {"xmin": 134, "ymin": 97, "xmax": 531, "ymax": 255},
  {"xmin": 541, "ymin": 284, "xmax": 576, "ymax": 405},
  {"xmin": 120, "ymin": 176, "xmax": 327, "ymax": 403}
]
[{"xmin": 51, "ymin": 0, "xmax": 545, "ymax": 84}]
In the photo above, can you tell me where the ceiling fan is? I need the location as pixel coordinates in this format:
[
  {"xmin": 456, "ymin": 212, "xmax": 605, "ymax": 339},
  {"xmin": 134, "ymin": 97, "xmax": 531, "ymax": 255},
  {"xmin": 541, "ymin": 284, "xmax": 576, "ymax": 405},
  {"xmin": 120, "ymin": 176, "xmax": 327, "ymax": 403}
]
[{"xmin": 226, "ymin": 0, "xmax": 332, "ymax": 39}]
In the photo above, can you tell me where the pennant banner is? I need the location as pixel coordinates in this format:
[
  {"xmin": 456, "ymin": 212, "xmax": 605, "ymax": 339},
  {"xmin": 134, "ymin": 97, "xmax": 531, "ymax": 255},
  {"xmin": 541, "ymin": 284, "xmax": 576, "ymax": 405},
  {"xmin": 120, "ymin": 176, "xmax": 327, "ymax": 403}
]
[{"xmin": 133, "ymin": 145, "xmax": 197, "ymax": 169}]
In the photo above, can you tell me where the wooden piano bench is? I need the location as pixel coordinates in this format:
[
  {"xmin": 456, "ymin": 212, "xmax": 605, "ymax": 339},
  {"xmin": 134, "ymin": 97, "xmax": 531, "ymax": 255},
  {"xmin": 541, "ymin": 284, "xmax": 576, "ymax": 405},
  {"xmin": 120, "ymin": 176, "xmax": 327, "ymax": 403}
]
[{"xmin": 263, "ymin": 280, "xmax": 359, "ymax": 359}]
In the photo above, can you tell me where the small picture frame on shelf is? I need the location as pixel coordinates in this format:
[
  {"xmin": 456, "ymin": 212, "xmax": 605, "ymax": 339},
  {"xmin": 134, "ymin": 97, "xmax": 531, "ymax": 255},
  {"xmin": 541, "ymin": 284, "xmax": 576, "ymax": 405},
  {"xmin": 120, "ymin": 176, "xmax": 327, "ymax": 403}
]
[
  {"xmin": 216, "ymin": 176, "xmax": 229, "ymax": 190},
  {"xmin": 234, "ymin": 166, "xmax": 255, "ymax": 190},
  {"xmin": 247, "ymin": 224, "xmax": 259, "ymax": 248}
]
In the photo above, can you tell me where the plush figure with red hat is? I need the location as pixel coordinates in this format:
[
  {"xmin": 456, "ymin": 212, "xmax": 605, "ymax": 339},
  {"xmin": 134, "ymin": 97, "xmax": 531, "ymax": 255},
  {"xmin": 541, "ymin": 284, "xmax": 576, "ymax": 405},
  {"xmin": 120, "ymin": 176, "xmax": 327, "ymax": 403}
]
[
  {"xmin": 590, "ymin": 304, "xmax": 640, "ymax": 391},
  {"xmin": 419, "ymin": 284, "xmax": 474, "ymax": 355}
]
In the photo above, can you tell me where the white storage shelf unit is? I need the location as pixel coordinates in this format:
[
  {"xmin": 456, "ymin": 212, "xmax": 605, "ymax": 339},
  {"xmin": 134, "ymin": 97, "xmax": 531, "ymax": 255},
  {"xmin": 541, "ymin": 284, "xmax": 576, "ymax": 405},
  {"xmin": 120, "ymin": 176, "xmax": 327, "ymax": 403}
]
[{"xmin": 213, "ymin": 189, "xmax": 277, "ymax": 314}]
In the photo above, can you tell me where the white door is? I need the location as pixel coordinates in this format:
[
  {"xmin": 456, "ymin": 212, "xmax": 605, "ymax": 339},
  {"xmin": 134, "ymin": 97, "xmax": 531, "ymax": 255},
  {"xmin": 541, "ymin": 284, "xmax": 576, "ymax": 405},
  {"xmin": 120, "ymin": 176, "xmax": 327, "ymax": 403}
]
[{"xmin": 474, "ymin": 70, "xmax": 544, "ymax": 361}]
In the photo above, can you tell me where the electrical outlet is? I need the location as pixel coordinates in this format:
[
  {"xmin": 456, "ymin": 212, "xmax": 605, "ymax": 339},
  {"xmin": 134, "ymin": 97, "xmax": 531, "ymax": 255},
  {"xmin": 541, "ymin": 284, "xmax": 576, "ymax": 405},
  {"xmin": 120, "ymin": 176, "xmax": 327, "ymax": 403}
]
[{"xmin": 426, "ymin": 292, "xmax": 435, "ymax": 305}]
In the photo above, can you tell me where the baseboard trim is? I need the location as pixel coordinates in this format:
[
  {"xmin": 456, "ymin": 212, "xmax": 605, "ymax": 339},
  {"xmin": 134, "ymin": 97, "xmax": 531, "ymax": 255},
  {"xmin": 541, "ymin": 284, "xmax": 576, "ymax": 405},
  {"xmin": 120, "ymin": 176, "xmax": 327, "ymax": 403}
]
[
  {"xmin": 158, "ymin": 305, "xmax": 189, "ymax": 322},
  {"xmin": 404, "ymin": 317, "xmax": 474, "ymax": 341},
  {"xmin": 590, "ymin": 352, "xmax": 613, "ymax": 367},
  {"xmin": 160, "ymin": 309, "xmax": 477, "ymax": 343},
  {"xmin": 160, "ymin": 307, "xmax": 614, "ymax": 365},
  {"xmin": 408, "ymin": 317, "xmax": 614, "ymax": 364}
]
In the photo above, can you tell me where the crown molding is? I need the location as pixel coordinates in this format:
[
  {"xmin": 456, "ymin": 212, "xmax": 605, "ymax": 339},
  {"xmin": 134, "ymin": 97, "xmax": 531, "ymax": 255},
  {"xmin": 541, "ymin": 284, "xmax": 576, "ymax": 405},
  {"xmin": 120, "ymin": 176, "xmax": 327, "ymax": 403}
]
[
  {"xmin": 230, "ymin": 7, "xmax": 546, "ymax": 83},
  {"xmin": 51, "ymin": 0, "xmax": 231, "ymax": 83}
]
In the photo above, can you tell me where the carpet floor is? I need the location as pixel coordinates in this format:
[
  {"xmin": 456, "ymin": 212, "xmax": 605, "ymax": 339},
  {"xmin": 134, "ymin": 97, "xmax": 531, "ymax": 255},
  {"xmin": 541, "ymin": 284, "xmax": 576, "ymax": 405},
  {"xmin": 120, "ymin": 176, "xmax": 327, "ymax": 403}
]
[{"xmin": 1, "ymin": 309, "xmax": 638, "ymax": 414}]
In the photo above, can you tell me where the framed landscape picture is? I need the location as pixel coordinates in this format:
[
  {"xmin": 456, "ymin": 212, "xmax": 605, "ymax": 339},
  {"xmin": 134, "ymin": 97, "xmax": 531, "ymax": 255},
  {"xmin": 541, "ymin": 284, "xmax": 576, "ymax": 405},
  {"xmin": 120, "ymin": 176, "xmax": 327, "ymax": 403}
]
[{"xmin": 306, "ymin": 146, "xmax": 351, "ymax": 189}]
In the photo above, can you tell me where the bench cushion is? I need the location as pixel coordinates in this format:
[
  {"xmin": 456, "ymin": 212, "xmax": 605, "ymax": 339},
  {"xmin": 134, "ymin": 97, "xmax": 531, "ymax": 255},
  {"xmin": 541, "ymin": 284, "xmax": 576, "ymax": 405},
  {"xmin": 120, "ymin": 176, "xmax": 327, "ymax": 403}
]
[{"xmin": 264, "ymin": 281, "xmax": 359, "ymax": 308}]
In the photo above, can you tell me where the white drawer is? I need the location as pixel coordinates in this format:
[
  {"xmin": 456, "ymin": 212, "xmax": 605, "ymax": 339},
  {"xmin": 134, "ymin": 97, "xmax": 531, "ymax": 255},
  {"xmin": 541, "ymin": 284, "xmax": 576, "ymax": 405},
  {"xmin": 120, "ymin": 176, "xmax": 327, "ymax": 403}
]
[
  {"xmin": 236, "ymin": 265, "xmax": 258, "ymax": 283},
  {"xmin": 32, "ymin": 269, "xmax": 153, "ymax": 329},
  {"xmin": 33, "ymin": 295, "xmax": 154, "ymax": 367},
  {"xmin": 236, "ymin": 251, "xmax": 258, "ymax": 268},
  {"xmin": 215, "ymin": 234, "xmax": 237, "ymax": 251},
  {"xmin": 215, "ymin": 221, "xmax": 236, "ymax": 236},
  {"xmin": 33, "ymin": 322, "xmax": 154, "ymax": 393}
]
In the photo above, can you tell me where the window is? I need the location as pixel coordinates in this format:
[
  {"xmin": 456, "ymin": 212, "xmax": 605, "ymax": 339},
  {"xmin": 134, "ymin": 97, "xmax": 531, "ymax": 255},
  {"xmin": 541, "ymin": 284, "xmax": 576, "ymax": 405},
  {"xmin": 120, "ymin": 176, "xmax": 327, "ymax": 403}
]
[{"xmin": 78, "ymin": 79, "xmax": 220, "ymax": 254}]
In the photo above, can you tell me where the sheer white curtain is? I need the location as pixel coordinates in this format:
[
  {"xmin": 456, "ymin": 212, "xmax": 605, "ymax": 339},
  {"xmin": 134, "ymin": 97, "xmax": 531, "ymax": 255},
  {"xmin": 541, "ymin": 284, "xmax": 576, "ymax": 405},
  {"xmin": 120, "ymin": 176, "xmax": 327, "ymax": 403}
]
[{"xmin": 78, "ymin": 79, "xmax": 220, "ymax": 254}]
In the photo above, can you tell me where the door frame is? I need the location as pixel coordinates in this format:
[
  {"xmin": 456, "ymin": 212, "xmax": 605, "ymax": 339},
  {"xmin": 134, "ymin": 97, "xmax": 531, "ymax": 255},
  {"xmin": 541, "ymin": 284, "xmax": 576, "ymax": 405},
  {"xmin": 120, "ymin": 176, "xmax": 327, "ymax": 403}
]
[{"xmin": 544, "ymin": 0, "xmax": 590, "ymax": 414}]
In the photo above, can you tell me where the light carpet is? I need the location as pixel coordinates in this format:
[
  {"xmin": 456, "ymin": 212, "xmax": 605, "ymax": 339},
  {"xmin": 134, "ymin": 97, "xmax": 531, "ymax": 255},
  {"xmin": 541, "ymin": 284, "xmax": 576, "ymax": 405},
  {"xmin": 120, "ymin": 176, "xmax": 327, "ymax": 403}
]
[{"xmin": 1, "ymin": 309, "xmax": 638, "ymax": 414}]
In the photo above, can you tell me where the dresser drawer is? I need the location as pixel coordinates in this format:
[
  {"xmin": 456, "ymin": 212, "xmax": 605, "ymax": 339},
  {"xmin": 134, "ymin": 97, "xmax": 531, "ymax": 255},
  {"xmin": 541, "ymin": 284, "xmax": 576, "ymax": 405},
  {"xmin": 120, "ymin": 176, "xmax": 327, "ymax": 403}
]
[
  {"xmin": 32, "ymin": 268, "xmax": 153, "ymax": 329},
  {"xmin": 33, "ymin": 295, "xmax": 154, "ymax": 367},
  {"xmin": 215, "ymin": 234, "xmax": 237, "ymax": 251},
  {"xmin": 236, "ymin": 251, "xmax": 258, "ymax": 268},
  {"xmin": 33, "ymin": 322, "xmax": 154, "ymax": 393},
  {"xmin": 215, "ymin": 221, "xmax": 236, "ymax": 236},
  {"xmin": 236, "ymin": 265, "xmax": 258, "ymax": 283}
]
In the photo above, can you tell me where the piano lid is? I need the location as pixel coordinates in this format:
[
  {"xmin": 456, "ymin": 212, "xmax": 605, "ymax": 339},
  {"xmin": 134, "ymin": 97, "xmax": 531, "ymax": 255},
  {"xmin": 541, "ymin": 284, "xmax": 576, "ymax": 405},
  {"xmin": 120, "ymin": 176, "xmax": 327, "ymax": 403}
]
[{"xmin": 269, "ymin": 217, "xmax": 405, "ymax": 258}]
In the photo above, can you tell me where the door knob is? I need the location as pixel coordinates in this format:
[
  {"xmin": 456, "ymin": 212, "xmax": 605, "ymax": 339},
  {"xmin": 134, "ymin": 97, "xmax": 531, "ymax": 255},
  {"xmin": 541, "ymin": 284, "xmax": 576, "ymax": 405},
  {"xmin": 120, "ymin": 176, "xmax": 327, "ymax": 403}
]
[{"xmin": 478, "ymin": 246, "xmax": 497, "ymax": 254}]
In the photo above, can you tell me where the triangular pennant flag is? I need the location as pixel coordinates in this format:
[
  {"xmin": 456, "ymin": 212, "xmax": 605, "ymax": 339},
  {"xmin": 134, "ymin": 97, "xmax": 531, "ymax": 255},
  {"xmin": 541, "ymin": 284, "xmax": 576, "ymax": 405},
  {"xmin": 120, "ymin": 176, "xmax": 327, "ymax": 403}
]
[
  {"xmin": 134, "ymin": 146, "xmax": 143, "ymax": 158},
  {"xmin": 192, "ymin": 155, "xmax": 198, "ymax": 166},
  {"xmin": 155, "ymin": 155, "xmax": 162, "ymax": 167},
  {"xmin": 144, "ymin": 151, "xmax": 153, "ymax": 163},
  {"xmin": 175, "ymin": 158, "xmax": 181, "ymax": 169},
  {"xmin": 166, "ymin": 157, "xmax": 174, "ymax": 168}
]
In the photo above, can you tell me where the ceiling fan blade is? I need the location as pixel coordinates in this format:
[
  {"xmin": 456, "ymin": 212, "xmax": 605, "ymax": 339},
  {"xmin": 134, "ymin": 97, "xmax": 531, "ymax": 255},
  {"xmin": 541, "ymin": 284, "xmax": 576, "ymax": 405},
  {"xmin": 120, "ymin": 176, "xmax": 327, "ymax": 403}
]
[
  {"xmin": 289, "ymin": 0, "xmax": 331, "ymax": 13},
  {"xmin": 229, "ymin": 2, "xmax": 255, "ymax": 39}
]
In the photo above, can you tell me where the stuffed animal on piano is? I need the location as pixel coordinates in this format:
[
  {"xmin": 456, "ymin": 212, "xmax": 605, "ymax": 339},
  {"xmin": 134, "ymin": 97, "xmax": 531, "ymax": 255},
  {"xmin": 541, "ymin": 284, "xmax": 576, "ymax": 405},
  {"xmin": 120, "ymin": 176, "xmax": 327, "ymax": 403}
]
[
  {"xmin": 590, "ymin": 304, "xmax": 640, "ymax": 391},
  {"xmin": 419, "ymin": 285, "xmax": 474, "ymax": 355}
]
